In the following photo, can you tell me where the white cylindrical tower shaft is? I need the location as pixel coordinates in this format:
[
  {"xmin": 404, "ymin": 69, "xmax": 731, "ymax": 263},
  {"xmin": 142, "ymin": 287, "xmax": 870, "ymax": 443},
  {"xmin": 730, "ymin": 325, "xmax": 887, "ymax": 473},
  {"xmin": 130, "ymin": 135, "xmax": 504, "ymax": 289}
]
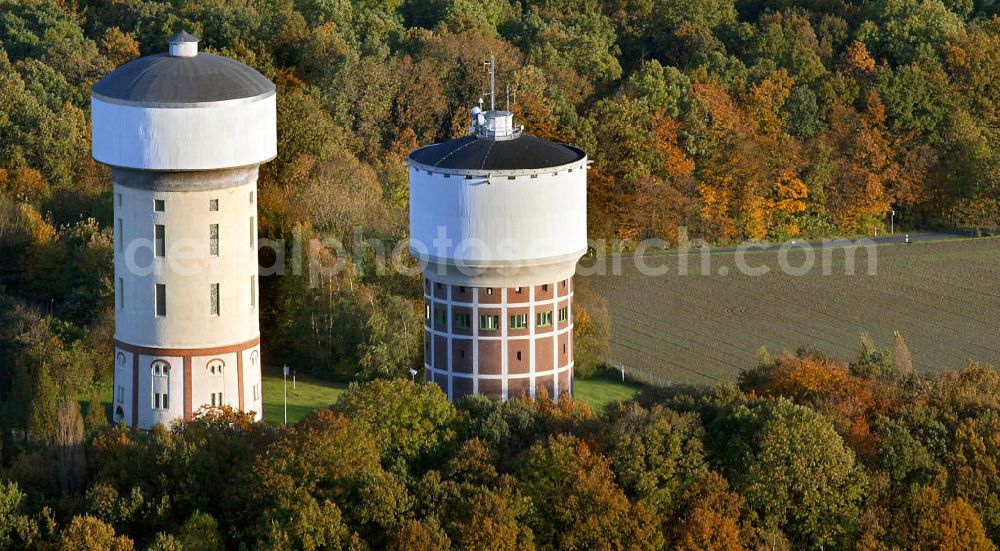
[{"xmin": 93, "ymin": 31, "xmax": 275, "ymax": 428}]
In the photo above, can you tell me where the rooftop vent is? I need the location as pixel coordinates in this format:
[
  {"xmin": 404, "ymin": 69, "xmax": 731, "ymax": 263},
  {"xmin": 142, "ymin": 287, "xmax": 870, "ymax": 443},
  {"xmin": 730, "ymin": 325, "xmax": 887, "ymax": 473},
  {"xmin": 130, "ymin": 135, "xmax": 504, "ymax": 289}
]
[{"xmin": 168, "ymin": 30, "xmax": 199, "ymax": 58}]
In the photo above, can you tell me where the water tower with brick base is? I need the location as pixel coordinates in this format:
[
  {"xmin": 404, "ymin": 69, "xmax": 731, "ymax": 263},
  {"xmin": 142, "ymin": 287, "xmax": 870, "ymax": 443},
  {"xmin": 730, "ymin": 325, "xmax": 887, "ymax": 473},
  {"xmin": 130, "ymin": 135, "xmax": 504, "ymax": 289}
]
[{"xmin": 408, "ymin": 63, "xmax": 588, "ymax": 401}]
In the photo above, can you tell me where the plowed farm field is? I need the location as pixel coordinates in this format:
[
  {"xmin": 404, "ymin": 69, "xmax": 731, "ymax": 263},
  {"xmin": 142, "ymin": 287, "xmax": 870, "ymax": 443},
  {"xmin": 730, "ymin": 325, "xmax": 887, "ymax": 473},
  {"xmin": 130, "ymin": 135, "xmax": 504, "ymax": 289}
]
[{"xmin": 587, "ymin": 237, "xmax": 1000, "ymax": 385}]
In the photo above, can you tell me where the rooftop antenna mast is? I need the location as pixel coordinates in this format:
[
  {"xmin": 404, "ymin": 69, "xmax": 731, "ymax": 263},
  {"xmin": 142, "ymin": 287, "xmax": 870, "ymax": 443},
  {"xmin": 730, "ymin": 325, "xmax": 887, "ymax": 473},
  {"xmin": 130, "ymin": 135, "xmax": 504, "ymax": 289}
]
[{"xmin": 483, "ymin": 53, "xmax": 496, "ymax": 111}]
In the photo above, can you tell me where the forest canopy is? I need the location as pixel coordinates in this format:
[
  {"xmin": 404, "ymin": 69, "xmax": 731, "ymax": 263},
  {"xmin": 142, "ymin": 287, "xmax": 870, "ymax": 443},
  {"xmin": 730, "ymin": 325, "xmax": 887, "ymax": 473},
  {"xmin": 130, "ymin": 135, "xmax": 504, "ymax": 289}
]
[{"xmin": 3, "ymin": 0, "xmax": 1000, "ymax": 548}]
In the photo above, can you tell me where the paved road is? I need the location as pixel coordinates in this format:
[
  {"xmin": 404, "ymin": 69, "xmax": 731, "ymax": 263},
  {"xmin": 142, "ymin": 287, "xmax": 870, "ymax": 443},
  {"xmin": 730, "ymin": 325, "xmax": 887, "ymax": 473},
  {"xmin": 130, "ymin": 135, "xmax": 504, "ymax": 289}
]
[{"xmin": 589, "ymin": 231, "xmax": 978, "ymax": 259}]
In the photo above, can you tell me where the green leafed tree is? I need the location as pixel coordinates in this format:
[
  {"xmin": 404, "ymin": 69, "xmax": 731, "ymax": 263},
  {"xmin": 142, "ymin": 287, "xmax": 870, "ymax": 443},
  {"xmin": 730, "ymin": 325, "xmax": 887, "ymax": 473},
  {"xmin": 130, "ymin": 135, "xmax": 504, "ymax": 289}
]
[
  {"xmin": 707, "ymin": 398, "xmax": 868, "ymax": 548},
  {"xmin": 331, "ymin": 379, "xmax": 456, "ymax": 468}
]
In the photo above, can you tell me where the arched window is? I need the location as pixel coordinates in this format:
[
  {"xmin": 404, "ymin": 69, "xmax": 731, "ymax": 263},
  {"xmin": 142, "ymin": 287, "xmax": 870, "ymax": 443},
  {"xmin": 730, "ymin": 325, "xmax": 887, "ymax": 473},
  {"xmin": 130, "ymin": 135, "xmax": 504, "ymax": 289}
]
[
  {"xmin": 207, "ymin": 358, "xmax": 224, "ymax": 375},
  {"xmin": 115, "ymin": 405, "xmax": 124, "ymax": 424},
  {"xmin": 116, "ymin": 353, "xmax": 127, "ymax": 404},
  {"xmin": 250, "ymin": 350, "xmax": 259, "ymax": 368},
  {"xmin": 206, "ymin": 359, "xmax": 225, "ymax": 407},
  {"xmin": 151, "ymin": 361, "xmax": 170, "ymax": 410}
]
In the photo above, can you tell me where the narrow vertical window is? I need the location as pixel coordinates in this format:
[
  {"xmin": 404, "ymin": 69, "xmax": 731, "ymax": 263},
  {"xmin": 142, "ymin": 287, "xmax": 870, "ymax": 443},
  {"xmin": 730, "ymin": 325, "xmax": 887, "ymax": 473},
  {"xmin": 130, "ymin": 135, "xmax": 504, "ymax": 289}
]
[
  {"xmin": 210, "ymin": 283, "xmax": 220, "ymax": 316},
  {"xmin": 209, "ymin": 198, "xmax": 219, "ymax": 211},
  {"xmin": 155, "ymin": 284, "xmax": 166, "ymax": 316},
  {"xmin": 116, "ymin": 219, "xmax": 122, "ymax": 252},
  {"xmin": 250, "ymin": 191, "xmax": 254, "ymax": 204},
  {"xmin": 151, "ymin": 361, "xmax": 170, "ymax": 410},
  {"xmin": 154, "ymin": 199, "xmax": 164, "ymax": 212},
  {"xmin": 249, "ymin": 216, "xmax": 255, "ymax": 249},
  {"xmin": 154, "ymin": 224, "xmax": 165, "ymax": 257},
  {"xmin": 118, "ymin": 278, "xmax": 124, "ymax": 309},
  {"xmin": 250, "ymin": 275, "xmax": 256, "ymax": 308},
  {"xmin": 116, "ymin": 192, "xmax": 122, "ymax": 207},
  {"xmin": 209, "ymin": 224, "xmax": 219, "ymax": 256}
]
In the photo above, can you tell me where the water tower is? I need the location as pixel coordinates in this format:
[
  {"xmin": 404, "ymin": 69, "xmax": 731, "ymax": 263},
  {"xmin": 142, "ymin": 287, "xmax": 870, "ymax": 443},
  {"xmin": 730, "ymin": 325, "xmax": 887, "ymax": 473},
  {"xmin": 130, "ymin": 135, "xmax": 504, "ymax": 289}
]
[
  {"xmin": 408, "ymin": 57, "xmax": 588, "ymax": 401},
  {"xmin": 91, "ymin": 32, "xmax": 275, "ymax": 428}
]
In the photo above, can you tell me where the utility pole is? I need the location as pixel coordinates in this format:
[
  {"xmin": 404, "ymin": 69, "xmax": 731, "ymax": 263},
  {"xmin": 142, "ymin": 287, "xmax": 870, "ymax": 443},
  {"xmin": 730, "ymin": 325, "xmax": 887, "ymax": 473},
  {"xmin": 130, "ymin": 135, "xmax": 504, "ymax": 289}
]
[
  {"xmin": 282, "ymin": 364, "xmax": 289, "ymax": 425},
  {"xmin": 891, "ymin": 209, "xmax": 896, "ymax": 234}
]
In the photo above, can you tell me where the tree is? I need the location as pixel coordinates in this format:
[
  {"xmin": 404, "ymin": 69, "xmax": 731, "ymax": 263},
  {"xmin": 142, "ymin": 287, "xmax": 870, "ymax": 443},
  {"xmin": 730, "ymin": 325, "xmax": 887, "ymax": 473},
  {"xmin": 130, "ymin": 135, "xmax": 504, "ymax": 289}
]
[
  {"xmin": 604, "ymin": 403, "xmax": 707, "ymax": 516},
  {"xmin": 892, "ymin": 331, "xmax": 914, "ymax": 376},
  {"xmin": 388, "ymin": 517, "xmax": 451, "ymax": 551},
  {"xmin": 858, "ymin": 0, "xmax": 965, "ymax": 65},
  {"xmin": 99, "ymin": 27, "xmax": 140, "ymax": 67},
  {"xmin": 905, "ymin": 487, "xmax": 996, "ymax": 551},
  {"xmin": 254, "ymin": 409, "xmax": 412, "ymax": 545},
  {"xmin": 571, "ymin": 278, "xmax": 609, "ymax": 378},
  {"xmin": 669, "ymin": 472, "xmax": 746, "ymax": 551},
  {"xmin": 57, "ymin": 515, "xmax": 134, "ymax": 551},
  {"xmin": 823, "ymin": 98, "xmax": 894, "ymax": 235},
  {"xmin": 0, "ymin": 481, "xmax": 38, "ymax": 548},
  {"xmin": 177, "ymin": 511, "xmax": 225, "ymax": 551},
  {"xmin": 28, "ymin": 362, "xmax": 58, "ymax": 440},
  {"xmin": 85, "ymin": 390, "xmax": 107, "ymax": 431},
  {"xmin": 517, "ymin": 434, "xmax": 664, "ymax": 549},
  {"xmin": 851, "ymin": 332, "xmax": 896, "ymax": 379},
  {"xmin": 514, "ymin": 0, "xmax": 622, "ymax": 85},
  {"xmin": 55, "ymin": 398, "xmax": 87, "ymax": 495},
  {"xmin": 358, "ymin": 295, "xmax": 421, "ymax": 379},
  {"xmin": 331, "ymin": 379, "xmax": 456, "ymax": 468},
  {"xmin": 783, "ymin": 85, "xmax": 825, "ymax": 139},
  {"xmin": 748, "ymin": 11, "xmax": 827, "ymax": 84},
  {"xmin": 448, "ymin": 482, "xmax": 535, "ymax": 550},
  {"xmin": 708, "ymin": 398, "xmax": 868, "ymax": 548},
  {"xmin": 146, "ymin": 533, "xmax": 183, "ymax": 551},
  {"xmin": 873, "ymin": 416, "xmax": 936, "ymax": 487}
]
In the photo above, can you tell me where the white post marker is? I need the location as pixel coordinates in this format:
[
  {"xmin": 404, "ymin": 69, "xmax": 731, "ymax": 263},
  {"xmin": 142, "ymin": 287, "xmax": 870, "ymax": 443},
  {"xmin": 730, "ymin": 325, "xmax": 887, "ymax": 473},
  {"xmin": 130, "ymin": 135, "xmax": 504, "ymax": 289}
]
[
  {"xmin": 409, "ymin": 368, "xmax": 418, "ymax": 382},
  {"xmin": 891, "ymin": 210, "xmax": 896, "ymax": 234},
  {"xmin": 293, "ymin": 370, "xmax": 296, "ymax": 390},
  {"xmin": 282, "ymin": 364, "xmax": 289, "ymax": 425},
  {"xmin": 620, "ymin": 363, "xmax": 625, "ymax": 382}
]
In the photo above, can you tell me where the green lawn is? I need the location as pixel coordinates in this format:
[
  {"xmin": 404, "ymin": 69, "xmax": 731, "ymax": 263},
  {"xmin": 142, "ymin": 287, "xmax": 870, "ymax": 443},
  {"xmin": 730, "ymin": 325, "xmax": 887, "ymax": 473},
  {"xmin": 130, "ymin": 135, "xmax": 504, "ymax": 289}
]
[
  {"xmin": 262, "ymin": 370, "xmax": 347, "ymax": 424},
  {"xmin": 85, "ymin": 370, "xmax": 639, "ymax": 427},
  {"xmin": 574, "ymin": 374, "xmax": 644, "ymax": 412},
  {"xmin": 257, "ymin": 371, "xmax": 643, "ymax": 423}
]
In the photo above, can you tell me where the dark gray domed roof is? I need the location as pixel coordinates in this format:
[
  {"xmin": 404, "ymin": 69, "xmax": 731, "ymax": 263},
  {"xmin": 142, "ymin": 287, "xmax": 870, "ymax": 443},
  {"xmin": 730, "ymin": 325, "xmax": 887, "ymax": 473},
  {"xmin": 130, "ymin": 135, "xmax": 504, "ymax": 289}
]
[
  {"xmin": 91, "ymin": 52, "xmax": 275, "ymax": 105},
  {"xmin": 408, "ymin": 135, "xmax": 585, "ymax": 171}
]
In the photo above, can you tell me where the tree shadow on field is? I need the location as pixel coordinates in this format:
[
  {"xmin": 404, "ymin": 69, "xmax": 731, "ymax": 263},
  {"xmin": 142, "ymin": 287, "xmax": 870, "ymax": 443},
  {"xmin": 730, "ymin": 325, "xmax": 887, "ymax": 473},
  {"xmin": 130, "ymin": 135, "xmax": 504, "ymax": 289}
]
[{"xmin": 633, "ymin": 383, "xmax": 715, "ymax": 408}]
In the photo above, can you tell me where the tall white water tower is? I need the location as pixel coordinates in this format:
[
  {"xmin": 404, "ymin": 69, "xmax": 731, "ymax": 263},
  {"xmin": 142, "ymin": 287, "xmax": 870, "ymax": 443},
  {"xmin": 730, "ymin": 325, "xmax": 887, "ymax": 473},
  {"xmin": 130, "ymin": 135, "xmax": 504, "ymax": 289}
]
[
  {"xmin": 408, "ymin": 61, "xmax": 588, "ymax": 401},
  {"xmin": 91, "ymin": 32, "xmax": 276, "ymax": 428}
]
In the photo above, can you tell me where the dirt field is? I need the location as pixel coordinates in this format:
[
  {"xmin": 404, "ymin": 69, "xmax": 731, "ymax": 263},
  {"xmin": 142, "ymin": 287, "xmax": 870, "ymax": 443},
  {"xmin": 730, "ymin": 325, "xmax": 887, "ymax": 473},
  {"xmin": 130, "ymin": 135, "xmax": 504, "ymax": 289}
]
[{"xmin": 587, "ymin": 237, "xmax": 1000, "ymax": 385}]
